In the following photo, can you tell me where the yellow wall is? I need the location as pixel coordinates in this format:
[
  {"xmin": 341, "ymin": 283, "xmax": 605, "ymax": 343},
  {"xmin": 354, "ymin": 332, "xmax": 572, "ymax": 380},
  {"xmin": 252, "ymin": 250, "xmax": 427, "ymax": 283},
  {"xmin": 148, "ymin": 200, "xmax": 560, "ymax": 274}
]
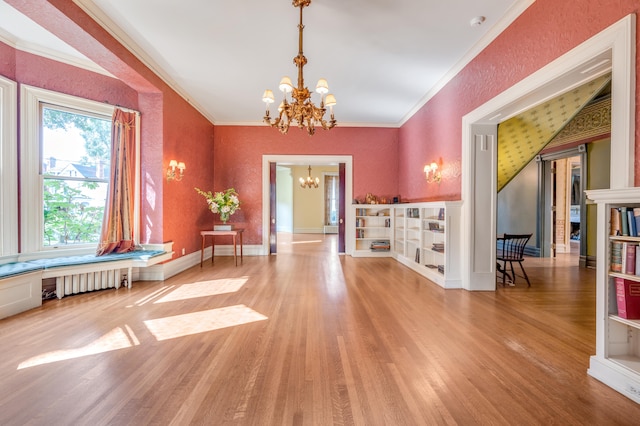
[{"xmin": 292, "ymin": 165, "xmax": 339, "ymax": 233}]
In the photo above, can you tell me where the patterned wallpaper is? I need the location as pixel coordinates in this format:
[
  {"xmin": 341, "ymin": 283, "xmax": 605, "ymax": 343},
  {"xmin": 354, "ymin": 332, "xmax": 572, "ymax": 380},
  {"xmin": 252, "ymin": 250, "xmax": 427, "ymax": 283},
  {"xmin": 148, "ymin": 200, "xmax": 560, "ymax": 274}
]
[{"xmin": 496, "ymin": 74, "xmax": 611, "ymax": 192}]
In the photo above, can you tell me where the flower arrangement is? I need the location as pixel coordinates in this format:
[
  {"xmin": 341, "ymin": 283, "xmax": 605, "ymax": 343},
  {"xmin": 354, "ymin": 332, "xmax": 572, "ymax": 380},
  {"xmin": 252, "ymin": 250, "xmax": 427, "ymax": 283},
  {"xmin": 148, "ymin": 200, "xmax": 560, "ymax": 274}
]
[{"xmin": 195, "ymin": 187, "xmax": 240, "ymax": 223}]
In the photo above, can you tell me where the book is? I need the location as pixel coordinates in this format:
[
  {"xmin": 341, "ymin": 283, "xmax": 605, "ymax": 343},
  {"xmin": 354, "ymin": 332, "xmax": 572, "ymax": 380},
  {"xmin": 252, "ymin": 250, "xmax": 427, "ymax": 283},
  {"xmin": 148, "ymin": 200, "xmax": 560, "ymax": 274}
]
[
  {"xmin": 626, "ymin": 243, "xmax": 637, "ymax": 275},
  {"xmin": 615, "ymin": 278, "xmax": 640, "ymax": 319},
  {"xmin": 611, "ymin": 207, "xmax": 622, "ymax": 236},
  {"xmin": 634, "ymin": 208, "xmax": 640, "ymax": 237},
  {"xmin": 610, "ymin": 241, "xmax": 623, "ymax": 273},
  {"xmin": 629, "ymin": 210, "xmax": 638, "ymax": 237},
  {"xmin": 621, "ymin": 207, "xmax": 629, "ymax": 236}
]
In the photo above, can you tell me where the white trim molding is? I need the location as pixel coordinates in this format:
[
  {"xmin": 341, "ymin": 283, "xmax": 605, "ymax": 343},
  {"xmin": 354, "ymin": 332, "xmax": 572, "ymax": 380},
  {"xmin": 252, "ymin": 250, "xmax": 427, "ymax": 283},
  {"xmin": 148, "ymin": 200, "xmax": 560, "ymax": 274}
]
[
  {"xmin": 262, "ymin": 155, "xmax": 353, "ymax": 255},
  {"xmin": 0, "ymin": 75, "xmax": 18, "ymax": 257}
]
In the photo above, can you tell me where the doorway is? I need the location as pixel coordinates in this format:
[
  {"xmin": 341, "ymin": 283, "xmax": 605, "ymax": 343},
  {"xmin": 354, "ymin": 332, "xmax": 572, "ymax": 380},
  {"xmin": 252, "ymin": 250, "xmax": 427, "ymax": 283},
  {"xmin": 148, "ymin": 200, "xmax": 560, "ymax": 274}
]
[
  {"xmin": 540, "ymin": 150, "xmax": 586, "ymax": 263},
  {"xmin": 262, "ymin": 155, "xmax": 353, "ymax": 256},
  {"xmin": 461, "ymin": 15, "xmax": 634, "ymax": 290},
  {"xmin": 275, "ymin": 164, "xmax": 340, "ymax": 254}
]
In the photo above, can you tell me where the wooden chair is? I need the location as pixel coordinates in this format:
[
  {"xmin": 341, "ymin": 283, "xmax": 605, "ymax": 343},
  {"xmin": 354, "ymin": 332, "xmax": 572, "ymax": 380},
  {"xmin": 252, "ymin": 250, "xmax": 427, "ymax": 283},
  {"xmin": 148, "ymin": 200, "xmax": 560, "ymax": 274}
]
[{"xmin": 497, "ymin": 233, "xmax": 533, "ymax": 286}]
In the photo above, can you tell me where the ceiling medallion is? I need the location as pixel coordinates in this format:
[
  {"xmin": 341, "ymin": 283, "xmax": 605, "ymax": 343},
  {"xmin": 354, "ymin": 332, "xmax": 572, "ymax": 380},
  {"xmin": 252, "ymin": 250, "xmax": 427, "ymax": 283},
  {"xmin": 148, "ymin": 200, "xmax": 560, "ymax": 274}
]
[{"xmin": 261, "ymin": 0, "xmax": 336, "ymax": 136}]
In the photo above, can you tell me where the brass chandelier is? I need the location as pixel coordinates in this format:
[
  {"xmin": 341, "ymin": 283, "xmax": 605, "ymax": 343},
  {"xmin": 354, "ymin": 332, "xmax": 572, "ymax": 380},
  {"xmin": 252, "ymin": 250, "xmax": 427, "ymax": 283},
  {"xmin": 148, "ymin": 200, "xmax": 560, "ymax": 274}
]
[
  {"xmin": 262, "ymin": 0, "xmax": 336, "ymax": 136},
  {"xmin": 300, "ymin": 165, "xmax": 319, "ymax": 188}
]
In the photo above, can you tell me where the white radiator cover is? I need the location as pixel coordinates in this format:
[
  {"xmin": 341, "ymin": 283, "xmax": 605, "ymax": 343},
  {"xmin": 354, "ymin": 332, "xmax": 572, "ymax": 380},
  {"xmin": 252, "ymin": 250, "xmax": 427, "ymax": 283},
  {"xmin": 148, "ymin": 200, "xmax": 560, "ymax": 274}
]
[
  {"xmin": 56, "ymin": 269, "xmax": 122, "ymax": 298},
  {"xmin": 55, "ymin": 268, "xmax": 127, "ymax": 298}
]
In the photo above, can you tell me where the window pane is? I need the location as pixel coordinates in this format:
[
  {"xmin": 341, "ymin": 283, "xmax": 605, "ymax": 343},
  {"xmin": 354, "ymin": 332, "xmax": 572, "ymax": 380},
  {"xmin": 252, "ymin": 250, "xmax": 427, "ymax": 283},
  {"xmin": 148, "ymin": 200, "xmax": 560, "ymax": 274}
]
[
  {"xmin": 43, "ymin": 179, "xmax": 107, "ymax": 246},
  {"xmin": 42, "ymin": 106, "xmax": 110, "ymax": 247}
]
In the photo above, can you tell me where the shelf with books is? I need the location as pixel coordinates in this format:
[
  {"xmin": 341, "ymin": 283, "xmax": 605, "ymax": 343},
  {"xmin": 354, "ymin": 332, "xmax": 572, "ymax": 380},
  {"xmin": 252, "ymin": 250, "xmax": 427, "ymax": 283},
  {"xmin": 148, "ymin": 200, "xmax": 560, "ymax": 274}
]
[
  {"xmin": 389, "ymin": 201, "xmax": 461, "ymax": 288},
  {"xmin": 351, "ymin": 205, "xmax": 392, "ymax": 256},
  {"xmin": 585, "ymin": 188, "xmax": 640, "ymax": 404},
  {"xmin": 406, "ymin": 214, "xmax": 421, "ymax": 264}
]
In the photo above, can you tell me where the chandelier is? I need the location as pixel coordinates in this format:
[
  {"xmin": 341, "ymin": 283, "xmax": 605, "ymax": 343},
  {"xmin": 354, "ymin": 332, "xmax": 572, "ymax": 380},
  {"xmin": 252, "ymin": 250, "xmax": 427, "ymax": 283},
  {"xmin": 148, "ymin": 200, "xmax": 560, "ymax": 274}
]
[
  {"xmin": 262, "ymin": 0, "xmax": 336, "ymax": 136},
  {"xmin": 300, "ymin": 165, "xmax": 319, "ymax": 188}
]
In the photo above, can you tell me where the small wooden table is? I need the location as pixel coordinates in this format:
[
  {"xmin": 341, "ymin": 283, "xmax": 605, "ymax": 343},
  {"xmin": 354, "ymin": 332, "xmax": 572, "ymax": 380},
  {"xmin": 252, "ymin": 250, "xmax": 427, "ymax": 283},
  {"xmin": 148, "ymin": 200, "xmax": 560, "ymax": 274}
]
[{"xmin": 200, "ymin": 229, "xmax": 244, "ymax": 267}]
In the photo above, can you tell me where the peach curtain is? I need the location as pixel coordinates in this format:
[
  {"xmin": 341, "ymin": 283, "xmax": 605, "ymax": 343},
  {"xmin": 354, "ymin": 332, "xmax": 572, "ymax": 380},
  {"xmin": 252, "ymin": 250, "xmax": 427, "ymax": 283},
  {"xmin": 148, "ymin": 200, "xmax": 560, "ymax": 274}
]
[{"xmin": 96, "ymin": 108, "xmax": 137, "ymax": 256}]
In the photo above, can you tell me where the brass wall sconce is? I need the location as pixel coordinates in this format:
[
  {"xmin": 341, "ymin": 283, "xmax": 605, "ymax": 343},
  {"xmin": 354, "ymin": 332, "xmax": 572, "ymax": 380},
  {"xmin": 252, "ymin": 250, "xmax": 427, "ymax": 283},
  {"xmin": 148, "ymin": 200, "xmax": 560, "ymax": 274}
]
[
  {"xmin": 424, "ymin": 162, "xmax": 442, "ymax": 184},
  {"xmin": 166, "ymin": 159, "xmax": 185, "ymax": 182}
]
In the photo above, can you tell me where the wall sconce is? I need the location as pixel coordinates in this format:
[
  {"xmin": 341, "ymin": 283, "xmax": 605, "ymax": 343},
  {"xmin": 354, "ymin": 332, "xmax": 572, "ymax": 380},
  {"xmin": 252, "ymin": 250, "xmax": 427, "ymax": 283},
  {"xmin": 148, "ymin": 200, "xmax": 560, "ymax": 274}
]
[
  {"xmin": 424, "ymin": 162, "xmax": 442, "ymax": 184},
  {"xmin": 166, "ymin": 159, "xmax": 185, "ymax": 182}
]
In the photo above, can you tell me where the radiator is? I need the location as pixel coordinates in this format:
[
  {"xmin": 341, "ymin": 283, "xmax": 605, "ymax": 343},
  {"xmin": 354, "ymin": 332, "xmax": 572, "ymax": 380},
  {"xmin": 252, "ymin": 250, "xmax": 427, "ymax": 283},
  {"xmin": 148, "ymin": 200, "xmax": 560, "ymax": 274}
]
[
  {"xmin": 56, "ymin": 268, "xmax": 126, "ymax": 298},
  {"xmin": 323, "ymin": 225, "xmax": 338, "ymax": 234}
]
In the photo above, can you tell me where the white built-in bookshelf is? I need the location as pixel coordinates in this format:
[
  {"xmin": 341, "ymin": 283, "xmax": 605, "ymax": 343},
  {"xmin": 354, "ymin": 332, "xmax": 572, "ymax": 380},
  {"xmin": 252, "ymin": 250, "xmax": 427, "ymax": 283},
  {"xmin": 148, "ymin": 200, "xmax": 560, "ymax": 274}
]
[
  {"xmin": 350, "ymin": 201, "xmax": 461, "ymax": 288},
  {"xmin": 352, "ymin": 206, "xmax": 391, "ymax": 257},
  {"xmin": 585, "ymin": 188, "xmax": 640, "ymax": 404}
]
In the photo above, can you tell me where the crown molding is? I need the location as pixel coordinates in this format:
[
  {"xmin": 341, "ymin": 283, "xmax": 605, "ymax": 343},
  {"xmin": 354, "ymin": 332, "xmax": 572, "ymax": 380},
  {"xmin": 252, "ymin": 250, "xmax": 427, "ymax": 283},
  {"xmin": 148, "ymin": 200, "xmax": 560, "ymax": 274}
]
[
  {"xmin": 0, "ymin": 27, "xmax": 112, "ymax": 77},
  {"xmin": 73, "ymin": 0, "xmax": 217, "ymax": 124}
]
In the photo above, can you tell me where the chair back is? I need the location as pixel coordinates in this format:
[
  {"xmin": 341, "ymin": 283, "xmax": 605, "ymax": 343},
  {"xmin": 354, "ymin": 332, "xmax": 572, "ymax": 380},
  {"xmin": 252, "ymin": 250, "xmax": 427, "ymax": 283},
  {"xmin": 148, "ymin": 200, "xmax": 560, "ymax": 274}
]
[{"xmin": 498, "ymin": 233, "xmax": 532, "ymax": 261}]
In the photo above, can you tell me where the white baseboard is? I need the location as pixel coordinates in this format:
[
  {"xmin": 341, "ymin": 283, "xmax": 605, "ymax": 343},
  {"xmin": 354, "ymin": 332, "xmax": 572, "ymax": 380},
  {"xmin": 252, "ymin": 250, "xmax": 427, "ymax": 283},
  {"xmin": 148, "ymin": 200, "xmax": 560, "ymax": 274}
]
[
  {"xmin": 135, "ymin": 244, "xmax": 265, "ymax": 281},
  {"xmin": 293, "ymin": 228, "xmax": 323, "ymax": 234}
]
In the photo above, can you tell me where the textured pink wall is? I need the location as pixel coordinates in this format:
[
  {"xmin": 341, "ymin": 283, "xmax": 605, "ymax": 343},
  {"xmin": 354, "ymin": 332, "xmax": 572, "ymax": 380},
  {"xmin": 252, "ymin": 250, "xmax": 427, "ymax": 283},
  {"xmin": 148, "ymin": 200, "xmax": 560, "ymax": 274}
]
[
  {"xmin": 399, "ymin": 0, "xmax": 640, "ymax": 200},
  {"xmin": 212, "ymin": 126, "xmax": 399, "ymax": 244},
  {"xmin": 4, "ymin": 0, "xmax": 216, "ymax": 259}
]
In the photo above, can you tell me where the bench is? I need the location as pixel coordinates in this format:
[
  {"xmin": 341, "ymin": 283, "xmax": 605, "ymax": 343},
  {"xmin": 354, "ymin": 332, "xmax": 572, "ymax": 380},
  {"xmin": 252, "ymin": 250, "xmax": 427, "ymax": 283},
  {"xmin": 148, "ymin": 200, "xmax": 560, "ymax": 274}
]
[{"xmin": 0, "ymin": 249, "xmax": 171, "ymax": 319}]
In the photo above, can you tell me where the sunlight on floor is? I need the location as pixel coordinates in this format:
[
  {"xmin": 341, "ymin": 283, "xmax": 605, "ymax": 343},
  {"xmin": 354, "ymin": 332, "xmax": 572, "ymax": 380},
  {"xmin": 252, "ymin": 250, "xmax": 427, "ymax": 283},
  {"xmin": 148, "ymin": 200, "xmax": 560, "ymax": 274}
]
[
  {"xmin": 154, "ymin": 277, "xmax": 248, "ymax": 303},
  {"xmin": 17, "ymin": 325, "xmax": 139, "ymax": 370},
  {"xmin": 290, "ymin": 240, "xmax": 323, "ymax": 245},
  {"xmin": 144, "ymin": 304, "xmax": 268, "ymax": 341}
]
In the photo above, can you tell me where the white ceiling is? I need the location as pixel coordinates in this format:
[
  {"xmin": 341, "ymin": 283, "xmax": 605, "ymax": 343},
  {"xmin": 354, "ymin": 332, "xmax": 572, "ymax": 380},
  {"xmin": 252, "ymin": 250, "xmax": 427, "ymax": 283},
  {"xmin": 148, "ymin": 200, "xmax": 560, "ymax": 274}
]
[{"xmin": 1, "ymin": 0, "xmax": 533, "ymax": 127}]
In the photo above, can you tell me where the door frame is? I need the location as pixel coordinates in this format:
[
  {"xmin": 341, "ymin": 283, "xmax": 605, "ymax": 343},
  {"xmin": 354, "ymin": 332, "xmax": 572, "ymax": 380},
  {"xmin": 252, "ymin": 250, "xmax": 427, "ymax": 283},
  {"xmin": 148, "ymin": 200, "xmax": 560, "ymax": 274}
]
[
  {"xmin": 262, "ymin": 155, "xmax": 353, "ymax": 255},
  {"xmin": 461, "ymin": 15, "xmax": 635, "ymax": 290},
  {"xmin": 538, "ymin": 147, "xmax": 587, "ymax": 259}
]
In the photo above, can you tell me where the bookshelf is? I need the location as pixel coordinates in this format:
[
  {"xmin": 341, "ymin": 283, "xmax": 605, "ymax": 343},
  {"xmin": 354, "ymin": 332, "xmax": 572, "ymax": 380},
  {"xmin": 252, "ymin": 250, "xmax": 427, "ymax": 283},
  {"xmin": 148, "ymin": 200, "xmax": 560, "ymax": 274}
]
[
  {"xmin": 394, "ymin": 201, "xmax": 461, "ymax": 288},
  {"xmin": 406, "ymin": 207, "xmax": 421, "ymax": 265},
  {"xmin": 585, "ymin": 188, "xmax": 640, "ymax": 404},
  {"xmin": 422, "ymin": 206, "xmax": 447, "ymax": 280},
  {"xmin": 352, "ymin": 206, "xmax": 391, "ymax": 257},
  {"xmin": 348, "ymin": 201, "xmax": 461, "ymax": 288}
]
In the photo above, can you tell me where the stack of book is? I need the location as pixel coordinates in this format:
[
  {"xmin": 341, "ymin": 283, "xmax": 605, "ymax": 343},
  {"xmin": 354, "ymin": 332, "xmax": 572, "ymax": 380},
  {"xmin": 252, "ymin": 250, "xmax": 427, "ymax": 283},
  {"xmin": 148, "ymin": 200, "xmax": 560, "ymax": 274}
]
[
  {"xmin": 370, "ymin": 240, "xmax": 390, "ymax": 252},
  {"xmin": 426, "ymin": 222, "xmax": 444, "ymax": 232},
  {"xmin": 432, "ymin": 242, "xmax": 445, "ymax": 253}
]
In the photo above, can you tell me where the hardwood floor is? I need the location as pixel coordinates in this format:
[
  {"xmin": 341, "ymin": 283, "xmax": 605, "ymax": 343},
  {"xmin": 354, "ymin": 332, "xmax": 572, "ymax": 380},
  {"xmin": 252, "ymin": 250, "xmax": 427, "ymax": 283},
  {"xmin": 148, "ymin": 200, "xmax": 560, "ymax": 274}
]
[{"xmin": 1, "ymin": 235, "xmax": 639, "ymax": 425}]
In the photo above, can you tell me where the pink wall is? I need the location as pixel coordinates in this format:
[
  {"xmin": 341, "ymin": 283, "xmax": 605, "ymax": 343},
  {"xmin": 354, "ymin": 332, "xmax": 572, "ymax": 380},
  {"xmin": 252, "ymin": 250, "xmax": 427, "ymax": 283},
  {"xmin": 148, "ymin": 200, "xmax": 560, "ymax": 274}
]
[
  {"xmin": 212, "ymin": 126, "xmax": 399, "ymax": 244},
  {"xmin": 4, "ymin": 0, "xmax": 216, "ymax": 260},
  {"xmin": 398, "ymin": 0, "xmax": 640, "ymax": 201}
]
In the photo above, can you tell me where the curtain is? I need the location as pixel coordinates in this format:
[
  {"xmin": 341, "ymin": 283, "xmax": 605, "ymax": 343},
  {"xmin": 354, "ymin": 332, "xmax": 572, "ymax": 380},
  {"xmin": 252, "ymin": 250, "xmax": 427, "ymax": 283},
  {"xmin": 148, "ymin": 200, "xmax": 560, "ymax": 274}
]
[
  {"xmin": 96, "ymin": 108, "xmax": 137, "ymax": 256},
  {"xmin": 324, "ymin": 175, "xmax": 338, "ymax": 225}
]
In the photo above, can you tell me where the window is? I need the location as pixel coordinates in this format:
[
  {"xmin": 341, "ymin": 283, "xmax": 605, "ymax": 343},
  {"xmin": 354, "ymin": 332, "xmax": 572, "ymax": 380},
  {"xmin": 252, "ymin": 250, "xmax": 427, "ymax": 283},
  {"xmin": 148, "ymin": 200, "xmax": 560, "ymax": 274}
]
[
  {"xmin": 0, "ymin": 75, "xmax": 18, "ymax": 258},
  {"xmin": 324, "ymin": 174, "xmax": 339, "ymax": 226},
  {"xmin": 21, "ymin": 85, "xmax": 139, "ymax": 256},
  {"xmin": 41, "ymin": 105, "xmax": 110, "ymax": 247}
]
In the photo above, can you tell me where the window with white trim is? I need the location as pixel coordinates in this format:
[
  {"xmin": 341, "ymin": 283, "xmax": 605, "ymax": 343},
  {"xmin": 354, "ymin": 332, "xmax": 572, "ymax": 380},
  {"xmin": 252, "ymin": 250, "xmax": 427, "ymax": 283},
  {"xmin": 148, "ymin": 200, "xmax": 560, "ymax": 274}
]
[{"xmin": 21, "ymin": 86, "xmax": 139, "ymax": 255}]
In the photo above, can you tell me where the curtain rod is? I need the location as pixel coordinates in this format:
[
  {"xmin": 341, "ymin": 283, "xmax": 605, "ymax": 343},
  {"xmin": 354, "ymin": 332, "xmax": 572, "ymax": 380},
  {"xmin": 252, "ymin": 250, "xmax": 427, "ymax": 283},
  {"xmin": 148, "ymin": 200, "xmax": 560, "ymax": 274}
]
[{"xmin": 105, "ymin": 101, "xmax": 140, "ymax": 116}]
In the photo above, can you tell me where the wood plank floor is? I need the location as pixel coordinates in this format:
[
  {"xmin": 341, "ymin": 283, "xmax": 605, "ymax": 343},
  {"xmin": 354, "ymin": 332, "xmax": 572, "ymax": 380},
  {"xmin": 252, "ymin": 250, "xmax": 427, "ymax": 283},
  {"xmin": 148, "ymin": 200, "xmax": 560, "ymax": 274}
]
[{"xmin": 1, "ymin": 234, "xmax": 639, "ymax": 425}]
